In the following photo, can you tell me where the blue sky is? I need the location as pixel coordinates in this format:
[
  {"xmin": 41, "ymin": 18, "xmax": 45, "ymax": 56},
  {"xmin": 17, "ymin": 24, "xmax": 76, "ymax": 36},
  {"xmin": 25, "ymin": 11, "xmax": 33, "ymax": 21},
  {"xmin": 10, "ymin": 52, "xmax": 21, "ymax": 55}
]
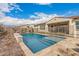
[{"xmin": 5, "ymin": 3, "xmax": 79, "ymax": 19}]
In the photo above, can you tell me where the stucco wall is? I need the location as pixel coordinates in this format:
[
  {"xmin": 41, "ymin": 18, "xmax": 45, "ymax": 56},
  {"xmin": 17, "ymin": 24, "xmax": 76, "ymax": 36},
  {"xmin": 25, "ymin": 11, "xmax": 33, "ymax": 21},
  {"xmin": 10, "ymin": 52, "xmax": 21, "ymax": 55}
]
[
  {"xmin": 75, "ymin": 20, "xmax": 79, "ymax": 37},
  {"xmin": 69, "ymin": 19, "xmax": 79, "ymax": 37},
  {"xmin": 37, "ymin": 23, "xmax": 49, "ymax": 33}
]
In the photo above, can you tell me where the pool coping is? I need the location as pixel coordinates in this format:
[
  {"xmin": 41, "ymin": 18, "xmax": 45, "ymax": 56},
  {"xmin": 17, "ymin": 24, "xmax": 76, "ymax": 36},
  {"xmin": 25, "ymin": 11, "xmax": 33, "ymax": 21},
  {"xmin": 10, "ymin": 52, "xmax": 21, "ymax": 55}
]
[
  {"xmin": 14, "ymin": 33, "xmax": 65, "ymax": 56},
  {"xmin": 14, "ymin": 33, "xmax": 33, "ymax": 56}
]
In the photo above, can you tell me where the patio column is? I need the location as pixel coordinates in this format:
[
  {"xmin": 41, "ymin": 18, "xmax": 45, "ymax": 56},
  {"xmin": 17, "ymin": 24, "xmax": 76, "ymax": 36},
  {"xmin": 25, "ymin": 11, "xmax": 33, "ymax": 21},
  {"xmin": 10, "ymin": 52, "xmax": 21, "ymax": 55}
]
[
  {"xmin": 45, "ymin": 24, "xmax": 49, "ymax": 32},
  {"xmin": 73, "ymin": 22, "xmax": 77, "ymax": 37},
  {"xmin": 69, "ymin": 19, "xmax": 76, "ymax": 37},
  {"xmin": 58, "ymin": 26, "xmax": 59, "ymax": 32}
]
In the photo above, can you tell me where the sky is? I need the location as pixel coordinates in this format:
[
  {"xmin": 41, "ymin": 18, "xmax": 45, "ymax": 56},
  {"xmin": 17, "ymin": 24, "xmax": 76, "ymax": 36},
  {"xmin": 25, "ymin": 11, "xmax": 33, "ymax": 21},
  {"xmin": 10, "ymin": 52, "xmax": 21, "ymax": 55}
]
[{"xmin": 0, "ymin": 3, "xmax": 79, "ymax": 26}]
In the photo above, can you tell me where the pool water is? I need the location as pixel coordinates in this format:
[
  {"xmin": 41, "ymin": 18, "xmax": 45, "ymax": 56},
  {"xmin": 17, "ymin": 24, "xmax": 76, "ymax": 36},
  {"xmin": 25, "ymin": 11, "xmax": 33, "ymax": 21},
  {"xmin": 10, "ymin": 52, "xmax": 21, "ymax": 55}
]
[{"xmin": 22, "ymin": 33, "xmax": 64, "ymax": 53}]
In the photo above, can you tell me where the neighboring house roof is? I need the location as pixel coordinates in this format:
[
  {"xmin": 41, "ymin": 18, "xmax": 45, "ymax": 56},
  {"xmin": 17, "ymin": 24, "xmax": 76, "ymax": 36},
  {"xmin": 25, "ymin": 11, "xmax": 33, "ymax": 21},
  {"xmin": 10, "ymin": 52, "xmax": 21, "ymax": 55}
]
[{"xmin": 69, "ymin": 16, "xmax": 79, "ymax": 20}]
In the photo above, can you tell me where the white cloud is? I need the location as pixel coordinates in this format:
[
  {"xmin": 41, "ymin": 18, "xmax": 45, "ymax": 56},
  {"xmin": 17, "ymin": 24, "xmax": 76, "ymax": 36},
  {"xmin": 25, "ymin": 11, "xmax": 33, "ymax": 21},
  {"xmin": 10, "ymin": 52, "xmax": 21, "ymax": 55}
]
[
  {"xmin": 0, "ymin": 11, "xmax": 5, "ymax": 18},
  {"xmin": 0, "ymin": 3, "xmax": 33, "ymax": 26},
  {"xmin": 30, "ymin": 12, "xmax": 60, "ymax": 24},
  {"xmin": 0, "ymin": 16, "xmax": 33, "ymax": 26},
  {"xmin": 0, "ymin": 12, "xmax": 61, "ymax": 26},
  {"xmin": 36, "ymin": 3, "xmax": 52, "ymax": 5},
  {"xmin": 63, "ymin": 10, "xmax": 79, "ymax": 16},
  {"xmin": 0, "ymin": 3, "xmax": 10, "ymax": 12},
  {"xmin": 10, "ymin": 3, "xmax": 23, "ymax": 12},
  {"xmin": 0, "ymin": 3, "xmax": 22, "ymax": 12},
  {"xmin": 0, "ymin": 3, "xmax": 23, "ymax": 18},
  {"xmin": 0, "ymin": 3, "xmax": 61, "ymax": 26}
]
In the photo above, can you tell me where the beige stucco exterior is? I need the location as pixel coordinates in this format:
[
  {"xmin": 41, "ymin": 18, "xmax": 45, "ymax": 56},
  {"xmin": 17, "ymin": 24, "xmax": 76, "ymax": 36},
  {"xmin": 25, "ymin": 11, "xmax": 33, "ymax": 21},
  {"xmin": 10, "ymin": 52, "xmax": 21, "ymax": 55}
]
[
  {"xmin": 33, "ymin": 23, "xmax": 49, "ymax": 33},
  {"xmin": 33, "ymin": 16, "xmax": 79, "ymax": 37}
]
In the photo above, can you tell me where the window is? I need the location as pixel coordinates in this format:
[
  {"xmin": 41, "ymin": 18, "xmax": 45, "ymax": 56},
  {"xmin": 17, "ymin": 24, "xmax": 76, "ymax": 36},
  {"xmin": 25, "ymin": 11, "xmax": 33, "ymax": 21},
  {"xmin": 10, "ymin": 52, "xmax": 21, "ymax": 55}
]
[
  {"xmin": 76, "ymin": 21, "xmax": 79, "ymax": 30},
  {"xmin": 40, "ymin": 24, "xmax": 45, "ymax": 30},
  {"xmin": 34, "ymin": 25, "xmax": 38, "ymax": 27}
]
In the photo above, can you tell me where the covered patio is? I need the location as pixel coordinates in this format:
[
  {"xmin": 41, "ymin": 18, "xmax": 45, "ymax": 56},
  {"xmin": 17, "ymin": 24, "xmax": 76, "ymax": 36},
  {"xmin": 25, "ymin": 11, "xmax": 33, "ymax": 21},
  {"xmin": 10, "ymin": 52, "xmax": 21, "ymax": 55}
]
[{"xmin": 47, "ymin": 21, "xmax": 69, "ymax": 35}]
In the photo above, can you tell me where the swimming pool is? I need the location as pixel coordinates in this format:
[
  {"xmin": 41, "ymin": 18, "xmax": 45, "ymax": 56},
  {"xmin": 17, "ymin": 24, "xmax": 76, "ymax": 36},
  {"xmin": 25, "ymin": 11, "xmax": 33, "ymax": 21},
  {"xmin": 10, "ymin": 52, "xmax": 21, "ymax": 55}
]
[{"xmin": 22, "ymin": 33, "xmax": 64, "ymax": 53}]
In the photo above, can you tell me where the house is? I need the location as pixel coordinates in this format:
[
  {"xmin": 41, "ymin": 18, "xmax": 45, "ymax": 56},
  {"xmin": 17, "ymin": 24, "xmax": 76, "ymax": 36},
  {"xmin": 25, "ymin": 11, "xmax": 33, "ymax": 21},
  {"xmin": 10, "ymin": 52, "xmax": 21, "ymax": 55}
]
[
  {"xmin": 33, "ymin": 20, "xmax": 49, "ymax": 33},
  {"xmin": 14, "ymin": 25, "xmax": 33, "ymax": 34},
  {"xmin": 47, "ymin": 16, "xmax": 79, "ymax": 37},
  {"xmin": 33, "ymin": 16, "xmax": 79, "ymax": 37}
]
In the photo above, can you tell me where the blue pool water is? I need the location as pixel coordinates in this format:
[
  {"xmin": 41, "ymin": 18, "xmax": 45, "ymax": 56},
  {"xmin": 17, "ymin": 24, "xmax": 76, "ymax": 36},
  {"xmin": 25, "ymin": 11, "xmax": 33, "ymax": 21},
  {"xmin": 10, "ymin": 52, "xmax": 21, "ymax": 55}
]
[{"xmin": 22, "ymin": 33, "xmax": 64, "ymax": 53}]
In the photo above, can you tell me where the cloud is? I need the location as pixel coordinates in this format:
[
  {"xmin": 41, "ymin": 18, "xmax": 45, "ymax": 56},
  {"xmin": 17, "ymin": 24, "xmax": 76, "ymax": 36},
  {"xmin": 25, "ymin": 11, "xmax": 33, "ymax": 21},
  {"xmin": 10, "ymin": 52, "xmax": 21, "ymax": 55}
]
[
  {"xmin": 0, "ymin": 3, "xmax": 23, "ymax": 18},
  {"xmin": 0, "ymin": 3, "xmax": 11, "ymax": 12},
  {"xmin": 0, "ymin": 4, "xmax": 34, "ymax": 26},
  {"xmin": 35, "ymin": 3, "xmax": 52, "ymax": 5},
  {"xmin": 10, "ymin": 3, "xmax": 23, "ymax": 12},
  {"xmin": 30, "ymin": 12, "xmax": 60, "ymax": 24},
  {"xmin": 63, "ymin": 10, "xmax": 79, "ymax": 16},
  {"xmin": 0, "ymin": 3, "xmax": 33, "ymax": 26},
  {"xmin": 0, "ymin": 12, "xmax": 60, "ymax": 26},
  {"xmin": 0, "ymin": 3, "xmax": 61, "ymax": 26},
  {"xmin": 0, "ymin": 11, "xmax": 5, "ymax": 18},
  {"xmin": 0, "ymin": 16, "xmax": 33, "ymax": 26}
]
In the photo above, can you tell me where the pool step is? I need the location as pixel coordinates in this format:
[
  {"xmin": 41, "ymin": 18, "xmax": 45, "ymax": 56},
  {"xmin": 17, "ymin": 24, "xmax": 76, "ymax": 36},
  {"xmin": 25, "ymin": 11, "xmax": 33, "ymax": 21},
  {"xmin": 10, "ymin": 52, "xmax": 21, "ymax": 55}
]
[{"xmin": 39, "ymin": 39, "xmax": 56, "ymax": 46}]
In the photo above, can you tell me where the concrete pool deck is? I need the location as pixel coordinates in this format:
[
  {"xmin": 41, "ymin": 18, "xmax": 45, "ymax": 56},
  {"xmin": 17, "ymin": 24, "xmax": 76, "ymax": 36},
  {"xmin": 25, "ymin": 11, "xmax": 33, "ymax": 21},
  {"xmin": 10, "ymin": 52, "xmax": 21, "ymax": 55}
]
[{"xmin": 14, "ymin": 33, "xmax": 79, "ymax": 56}]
